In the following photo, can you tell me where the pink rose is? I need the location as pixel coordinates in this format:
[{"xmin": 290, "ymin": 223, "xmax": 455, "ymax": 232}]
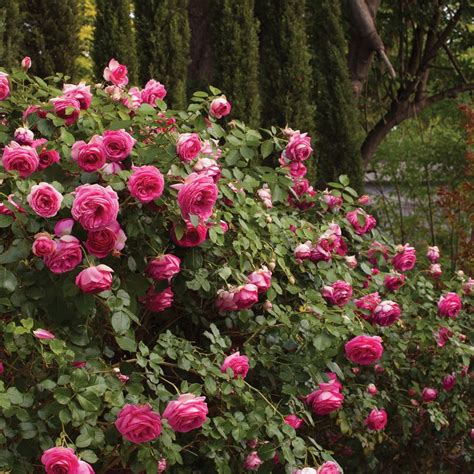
[
  {"xmin": 0, "ymin": 361, "xmax": 3, "ymax": 375},
  {"xmin": 54, "ymin": 218, "xmax": 74, "ymax": 237},
  {"xmin": 170, "ymin": 221, "xmax": 207, "ymax": 247},
  {"xmin": 44, "ymin": 235, "xmax": 82, "ymax": 274},
  {"xmin": 71, "ymin": 136, "xmax": 106, "ymax": 172},
  {"xmin": 38, "ymin": 148, "xmax": 60, "ymax": 170},
  {"xmin": 146, "ymin": 254, "xmax": 181, "ymax": 281},
  {"xmin": 247, "ymin": 266, "xmax": 272, "ymax": 293},
  {"xmin": 244, "ymin": 451, "xmax": 263, "ymax": 471},
  {"xmin": 157, "ymin": 458, "xmax": 167, "ymax": 473},
  {"xmin": 114, "ymin": 404, "xmax": 161, "ymax": 444},
  {"xmin": 175, "ymin": 174, "xmax": 218, "ymax": 222},
  {"xmin": 33, "ymin": 328, "xmax": 55, "ymax": 340},
  {"xmin": 85, "ymin": 221, "xmax": 126, "ymax": 258},
  {"xmin": 438, "ymin": 292, "xmax": 462, "ymax": 318},
  {"xmin": 72, "ymin": 184, "xmax": 119, "ymax": 231},
  {"xmin": 367, "ymin": 241, "xmax": 389, "ymax": 266},
  {"xmin": 345, "ymin": 335, "xmax": 384, "ymax": 365},
  {"xmin": 306, "ymin": 388, "xmax": 344, "ymax": 415},
  {"xmin": 63, "ymin": 82, "xmax": 93, "ymax": 110},
  {"xmin": 220, "ymin": 352, "xmax": 249, "ymax": 379},
  {"xmin": 284, "ymin": 414, "xmax": 303, "ymax": 429},
  {"xmin": 317, "ymin": 462, "xmax": 342, "ymax": 474},
  {"xmin": 216, "ymin": 289, "xmax": 238, "ymax": 312},
  {"xmin": 102, "ymin": 129, "xmax": 136, "ymax": 162},
  {"xmin": 0, "ymin": 72, "xmax": 10, "ymax": 101},
  {"xmin": 323, "ymin": 372, "xmax": 343, "ymax": 392},
  {"xmin": 162, "ymin": 393, "xmax": 208, "ymax": 432},
  {"xmin": 143, "ymin": 287, "xmax": 174, "ymax": 312},
  {"xmin": 426, "ymin": 245, "xmax": 440, "ymax": 263},
  {"xmin": 372, "ymin": 300, "xmax": 401, "ymax": 327},
  {"xmin": 176, "ymin": 133, "xmax": 202, "ymax": 162},
  {"xmin": 27, "ymin": 182, "xmax": 63, "ymax": 217},
  {"xmin": 463, "ymin": 277, "xmax": 474, "ymax": 295},
  {"xmin": 442, "ymin": 373, "xmax": 456, "ymax": 392},
  {"xmin": 128, "ymin": 165, "xmax": 165, "ymax": 203},
  {"xmin": 21, "ymin": 56, "xmax": 32, "ymax": 71},
  {"xmin": 233, "ymin": 283, "xmax": 259, "ymax": 310},
  {"xmin": 209, "ymin": 96, "xmax": 231, "ymax": 119},
  {"xmin": 75, "ymin": 265, "xmax": 114, "ymax": 294},
  {"xmin": 141, "ymin": 79, "xmax": 167, "ymax": 105},
  {"xmin": 284, "ymin": 131, "xmax": 313, "ymax": 162},
  {"xmin": 383, "ymin": 272, "xmax": 406, "ymax": 292},
  {"xmin": 294, "ymin": 469, "xmax": 317, "ymax": 474},
  {"xmin": 41, "ymin": 447, "xmax": 80, "ymax": 474},
  {"xmin": 367, "ymin": 383, "xmax": 378, "ymax": 395},
  {"xmin": 429, "ymin": 263, "xmax": 442, "ymax": 279},
  {"xmin": 422, "ymin": 387, "xmax": 438, "ymax": 403},
  {"xmin": 322, "ymin": 280, "xmax": 353, "ymax": 307},
  {"xmin": 392, "ymin": 244, "xmax": 416, "ymax": 272},
  {"xmin": 103, "ymin": 58, "xmax": 129, "ymax": 87},
  {"xmin": 78, "ymin": 460, "xmax": 95, "ymax": 474},
  {"xmin": 257, "ymin": 184, "xmax": 273, "ymax": 209},
  {"xmin": 14, "ymin": 127, "xmax": 34, "ymax": 145},
  {"xmin": 288, "ymin": 161, "xmax": 307, "ymax": 179},
  {"xmin": 358, "ymin": 195, "xmax": 371, "ymax": 205},
  {"xmin": 123, "ymin": 86, "xmax": 143, "ymax": 109},
  {"xmin": 32, "ymin": 233, "xmax": 56, "ymax": 257},
  {"xmin": 364, "ymin": 408, "xmax": 387, "ymax": 431},
  {"xmin": 355, "ymin": 292, "xmax": 381, "ymax": 320},
  {"xmin": 321, "ymin": 191, "xmax": 343, "ymax": 210},
  {"xmin": 50, "ymin": 97, "xmax": 81, "ymax": 126},
  {"xmin": 346, "ymin": 208, "xmax": 376, "ymax": 235},
  {"xmin": 101, "ymin": 162, "xmax": 124, "ymax": 175},
  {"xmin": 434, "ymin": 326, "xmax": 453, "ymax": 347},
  {"xmin": 294, "ymin": 241, "xmax": 312, "ymax": 261},
  {"xmin": 1, "ymin": 142, "xmax": 39, "ymax": 177},
  {"xmin": 193, "ymin": 157, "xmax": 221, "ymax": 183}
]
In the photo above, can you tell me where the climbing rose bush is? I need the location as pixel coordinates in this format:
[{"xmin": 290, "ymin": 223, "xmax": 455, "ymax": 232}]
[{"xmin": 0, "ymin": 62, "xmax": 472, "ymax": 474}]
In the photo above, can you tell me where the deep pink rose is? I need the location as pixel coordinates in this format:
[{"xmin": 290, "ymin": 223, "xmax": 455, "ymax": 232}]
[
  {"xmin": 284, "ymin": 414, "xmax": 303, "ymax": 429},
  {"xmin": 372, "ymin": 300, "xmax": 401, "ymax": 327},
  {"xmin": 63, "ymin": 82, "xmax": 92, "ymax": 110},
  {"xmin": 0, "ymin": 361, "xmax": 3, "ymax": 375},
  {"xmin": 383, "ymin": 272, "xmax": 406, "ymax": 292},
  {"xmin": 284, "ymin": 131, "xmax": 312, "ymax": 162},
  {"xmin": 322, "ymin": 280, "xmax": 353, "ymax": 307},
  {"xmin": 54, "ymin": 218, "xmax": 74, "ymax": 237},
  {"xmin": 14, "ymin": 127, "xmax": 34, "ymax": 145},
  {"xmin": 0, "ymin": 72, "xmax": 10, "ymax": 101},
  {"xmin": 288, "ymin": 161, "xmax": 307, "ymax": 179},
  {"xmin": 244, "ymin": 451, "xmax": 263, "ymax": 471},
  {"xmin": 355, "ymin": 292, "xmax": 381, "ymax": 320},
  {"xmin": 321, "ymin": 191, "xmax": 343, "ymax": 210},
  {"xmin": 317, "ymin": 462, "xmax": 342, "ymax": 474},
  {"xmin": 346, "ymin": 208, "xmax": 376, "ymax": 235},
  {"xmin": 50, "ymin": 97, "xmax": 81, "ymax": 126},
  {"xmin": 1, "ymin": 141, "xmax": 39, "ymax": 177},
  {"xmin": 33, "ymin": 328, "xmax": 55, "ymax": 340},
  {"xmin": 103, "ymin": 59, "xmax": 129, "ymax": 87},
  {"xmin": 146, "ymin": 254, "xmax": 181, "ymax": 281},
  {"xmin": 38, "ymin": 148, "xmax": 60, "ymax": 170},
  {"xmin": 141, "ymin": 79, "xmax": 167, "ymax": 105},
  {"xmin": 442, "ymin": 373, "xmax": 456, "ymax": 392},
  {"xmin": 367, "ymin": 383, "xmax": 378, "ymax": 395},
  {"xmin": 171, "ymin": 221, "xmax": 207, "ymax": 247},
  {"xmin": 176, "ymin": 133, "xmax": 202, "ymax": 162},
  {"xmin": 157, "ymin": 458, "xmax": 167, "ymax": 473},
  {"xmin": 41, "ymin": 447, "xmax": 80, "ymax": 474},
  {"xmin": 345, "ymin": 335, "xmax": 383, "ymax": 365},
  {"xmin": 115, "ymin": 404, "xmax": 162, "ymax": 443},
  {"xmin": 216, "ymin": 290, "xmax": 238, "ymax": 312},
  {"xmin": 72, "ymin": 184, "xmax": 119, "ymax": 231},
  {"xmin": 85, "ymin": 221, "xmax": 126, "ymax": 258},
  {"xmin": 162, "ymin": 393, "xmax": 208, "ymax": 432},
  {"xmin": 220, "ymin": 352, "xmax": 249, "ymax": 379},
  {"xmin": 364, "ymin": 408, "xmax": 387, "ymax": 431},
  {"xmin": 367, "ymin": 241, "xmax": 389, "ymax": 266},
  {"xmin": 426, "ymin": 245, "xmax": 440, "ymax": 263},
  {"xmin": 233, "ymin": 283, "xmax": 259, "ymax": 310},
  {"xmin": 306, "ymin": 389, "xmax": 344, "ymax": 415},
  {"xmin": 422, "ymin": 387, "xmax": 438, "ymax": 403},
  {"xmin": 323, "ymin": 372, "xmax": 343, "ymax": 392},
  {"xmin": 175, "ymin": 174, "xmax": 218, "ymax": 222},
  {"xmin": 294, "ymin": 241, "xmax": 312, "ymax": 261},
  {"xmin": 438, "ymin": 292, "xmax": 462, "ymax": 318},
  {"xmin": 71, "ymin": 136, "xmax": 106, "ymax": 172},
  {"xmin": 434, "ymin": 326, "xmax": 453, "ymax": 347},
  {"xmin": 392, "ymin": 244, "xmax": 416, "ymax": 272},
  {"xmin": 32, "ymin": 233, "xmax": 56, "ymax": 257},
  {"xmin": 143, "ymin": 287, "xmax": 174, "ymax": 312},
  {"xmin": 209, "ymin": 96, "xmax": 231, "ymax": 119},
  {"xmin": 75, "ymin": 265, "xmax": 114, "ymax": 294},
  {"xmin": 27, "ymin": 182, "xmax": 63, "ymax": 217},
  {"xmin": 128, "ymin": 165, "xmax": 165, "ymax": 203},
  {"xmin": 44, "ymin": 235, "xmax": 82, "ymax": 274},
  {"xmin": 247, "ymin": 266, "xmax": 272, "ymax": 293},
  {"xmin": 102, "ymin": 129, "xmax": 136, "ymax": 162}
]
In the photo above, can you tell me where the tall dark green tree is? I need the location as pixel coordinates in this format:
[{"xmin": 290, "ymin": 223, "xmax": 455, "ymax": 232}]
[
  {"xmin": 256, "ymin": 0, "xmax": 314, "ymax": 133},
  {"xmin": 93, "ymin": 0, "xmax": 137, "ymax": 83},
  {"xmin": 22, "ymin": 0, "xmax": 79, "ymax": 78},
  {"xmin": 0, "ymin": 0, "xmax": 24, "ymax": 69},
  {"xmin": 210, "ymin": 0, "xmax": 260, "ymax": 127},
  {"xmin": 311, "ymin": 0, "xmax": 364, "ymax": 191},
  {"xmin": 134, "ymin": 0, "xmax": 190, "ymax": 108}
]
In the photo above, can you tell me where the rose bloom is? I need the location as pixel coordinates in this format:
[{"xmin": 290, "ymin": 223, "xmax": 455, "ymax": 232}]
[
  {"xmin": 32, "ymin": 233, "xmax": 56, "ymax": 257},
  {"xmin": 141, "ymin": 79, "xmax": 167, "ymax": 105},
  {"xmin": 0, "ymin": 72, "xmax": 10, "ymax": 100},
  {"xmin": 115, "ymin": 404, "xmax": 162, "ymax": 444},
  {"xmin": 294, "ymin": 469, "xmax": 317, "ymax": 474},
  {"xmin": 33, "ymin": 329, "xmax": 55, "ymax": 340},
  {"xmin": 50, "ymin": 97, "xmax": 81, "ymax": 126},
  {"xmin": 355, "ymin": 292, "xmax": 381, "ymax": 319},
  {"xmin": 284, "ymin": 131, "xmax": 313, "ymax": 162},
  {"xmin": 128, "ymin": 165, "xmax": 165, "ymax": 203},
  {"xmin": 170, "ymin": 221, "xmax": 207, "ymax": 247},
  {"xmin": 438, "ymin": 292, "xmax": 462, "ymax": 318},
  {"xmin": 14, "ymin": 127, "xmax": 34, "ymax": 145},
  {"xmin": 428, "ymin": 263, "xmax": 442, "ymax": 279},
  {"xmin": 103, "ymin": 58, "xmax": 129, "ymax": 87},
  {"xmin": 162, "ymin": 393, "xmax": 208, "ymax": 432},
  {"xmin": 434, "ymin": 326, "xmax": 453, "ymax": 347},
  {"xmin": 21, "ymin": 56, "xmax": 32, "ymax": 71},
  {"xmin": 247, "ymin": 266, "xmax": 272, "ymax": 293},
  {"xmin": 71, "ymin": 135, "xmax": 106, "ymax": 172},
  {"xmin": 102, "ymin": 129, "xmax": 136, "ymax": 162},
  {"xmin": 193, "ymin": 157, "xmax": 221, "ymax": 183},
  {"xmin": 317, "ymin": 462, "xmax": 342, "ymax": 474},
  {"xmin": 41, "ymin": 447, "xmax": 80, "ymax": 474},
  {"xmin": 123, "ymin": 86, "xmax": 143, "ymax": 109},
  {"xmin": 44, "ymin": 235, "xmax": 82, "ymax": 274},
  {"xmin": 422, "ymin": 387, "xmax": 438, "ymax": 403},
  {"xmin": 345, "ymin": 335, "xmax": 384, "ymax": 365},
  {"xmin": 287, "ymin": 161, "xmax": 307, "ymax": 179},
  {"xmin": 176, "ymin": 133, "xmax": 202, "ymax": 162},
  {"xmin": 284, "ymin": 414, "xmax": 303, "ymax": 429},
  {"xmin": 321, "ymin": 190, "xmax": 343, "ymax": 210},
  {"xmin": 209, "ymin": 96, "xmax": 231, "ymax": 119},
  {"xmin": 392, "ymin": 244, "xmax": 417, "ymax": 272},
  {"xmin": 72, "ymin": 184, "xmax": 119, "ymax": 231},
  {"xmin": 383, "ymin": 272, "xmax": 406, "ymax": 292},
  {"xmin": 346, "ymin": 208, "xmax": 376, "ymax": 235},
  {"xmin": 62, "ymin": 82, "xmax": 92, "ymax": 110},
  {"xmin": 1, "ymin": 141, "xmax": 39, "ymax": 177},
  {"xmin": 75, "ymin": 265, "xmax": 114, "ymax": 294},
  {"xmin": 306, "ymin": 388, "xmax": 344, "ymax": 416},
  {"xmin": 462, "ymin": 277, "xmax": 474, "ymax": 295},
  {"xmin": 27, "ymin": 182, "xmax": 63, "ymax": 218},
  {"xmin": 143, "ymin": 287, "xmax": 174, "ymax": 313},
  {"xmin": 216, "ymin": 289, "xmax": 238, "ymax": 312},
  {"xmin": 344, "ymin": 255, "xmax": 358, "ymax": 268},
  {"xmin": 294, "ymin": 241, "xmax": 312, "ymax": 261},
  {"xmin": 367, "ymin": 241, "xmax": 389, "ymax": 266},
  {"xmin": 101, "ymin": 162, "xmax": 124, "ymax": 175},
  {"xmin": 176, "ymin": 174, "xmax": 218, "ymax": 222},
  {"xmin": 38, "ymin": 148, "xmax": 60, "ymax": 170},
  {"xmin": 146, "ymin": 254, "xmax": 181, "ymax": 281},
  {"xmin": 426, "ymin": 245, "xmax": 440, "ymax": 263},
  {"xmin": 364, "ymin": 408, "xmax": 387, "ymax": 431},
  {"xmin": 358, "ymin": 194, "xmax": 371, "ymax": 205},
  {"xmin": 54, "ymin": 218, "xmax": 74, "ymax": 237},
  {"xmin": 442, "ymin": 373, "xmax": 456, "ymax": 392},
  {"xmin": 372, "ymin": 300, "xmax": 401, "ymax": 327},
  {"xmin": 85, "ymin": 221, "xmax": 127, "ymax": 258},
  {"xmin": 220, "ymin": 352, "xmax": 250, "ymax": 379},
  {"xmin": 157, "ymin": 458, "xmax": 167, "ymax": 473},
  {"xmin": 367, "ymin": 383, "xmax": 378, "ymax": 395},
  {"xmin": 233, "ymin": 283, "xmax": 259, "ymax": 310},
  {"xmin": 322, "ymin": 280, "xmax": 353, "ymax": 307},
  {"xmin": 257, "ymin": 184, "xmax": 273, "ymax": 209},
  {"xmin": 244, "ymin": 451, "xmax": 263, "ymax": 471}
]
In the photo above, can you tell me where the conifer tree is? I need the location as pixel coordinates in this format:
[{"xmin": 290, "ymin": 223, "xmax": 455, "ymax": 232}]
[
  {"xmin": 93, "ymin": 0, "xmax": 138, "ymax": 83},
  {"xmin": 134, "ymin": 0, "xmax": 190, "ymax": 108},
  {"xmin": 0, "ymin": 0, "xmax": 24, "ymax": 70},
  {"xmin": 210, "ymin": 0, "xmax": 261, "ymax": 127},
  {"xmin": 311, "ymin": 0, "xmax": 364, "ymax": 191}
]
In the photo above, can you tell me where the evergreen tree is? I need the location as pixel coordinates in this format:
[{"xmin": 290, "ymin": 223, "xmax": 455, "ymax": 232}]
[
  {"xmin": 134, "ymin": 0, "xmax": 190, "ymax": 108},
  {"xmin": 93, "ymin": 0, "xmax": 137, "ymax": 83},
  {"xmin": 0, "ymin": 0, "xmax": 24, "ymax": 70},
  {"xmin": 75, "ymin": 0, "xmax": 96, "ymax": 81},
  {"xmin": 311, "ymin": 0, "xmax": 364, "ymax": 191},
  {"xmin": 210, "ymin": 0, "xmax": 260, "ymax": 127},
  {"xmin": 256, "ymin": 0, "xmax": 314, "ymax": 133}
]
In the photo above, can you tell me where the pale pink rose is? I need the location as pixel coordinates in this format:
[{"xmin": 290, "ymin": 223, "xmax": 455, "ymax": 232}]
[
  {"xmin": 257, "ymin": 184, "xmax": 273, "ymax": 208},
  {"xmin": 75, "ymin": 265, "xmax": 114, "ymax": 294},
  {"xmin": 175, "ymin": 174, "xmax": 218, "ymax": 222},
  {"xmin": 247, "ymin": 266, "xmax": 272, "ymax": 293},
  {"xmin": 141, "ymin": 79, "xmax": 167, "ymax": 105},
  {"xmin": 170, "ymin": 221, "xmax": 207, "ymax": 247},
  {"xmin": 358, "ymin": 194, "xmax": 371, "ymax": 205},
  {"xmin": 392, "ymin": 244, "xmax": 417, "ymax": 272},
  {"xmin": 162, "ymin": 393, "xmax": 208, "ymax": 432},
  {"xmin": 221, "ymin": 352, "xmax": 249, "ymax": 379},
  {"xmin": 146, "ymin": 254, "xmax": 181, "ymax": 281},
  {"xmin": 103, "ymin": 59, "xmax": 129, "ymax": 87},
  {"xmin": 367, "ymin": 383, "xmax": 377, "ymax": 395},
  {"xmin": 233, "ymin": 283, "xmax": 259, "ymax": 310},
  {"xmin": 33, "ymin": 329, "xmax": 55, "ymax": 340},
  {"xmin": 438, "ymin": 292, "xmax": 462, "ymax": 318},
  {"xmin": 321, "ymin": 191, "xmax": 343, "ymax": 210},
  {"xmin": 21, "ymin": 56, "xmax": 32, "ymax": 71},
  {"xmin": 345, "ymin": 255, "xmax": 358, "ymax": 269},
  {"xmin": 102, "ymin": 129, "xmax": 136, "ymax": 162},
  {"xmin": 63, "ymin": 82, "xmax": 93, "ymax": 110},
  {"xmin": 157, "ymin": 458, "xmax": 167, "ymax": 473},
  {"xmin": 85, "ymin": 222, "xmax": 127, "ymax": 258},
  {"xmin": 346, "ymin": 208, "xmax": 376, "ymax": 235},
  {"xmin": 306, "ymin": 388, "xmax": 344, "ymax": 415},
  {"xmin": 294, "ymin": 469, "xmax": 317, "ymax": 474},
  {"xmin": 422, "ymin": 387, "xmax": 438, "ymax": 403},
  {"xmin": 176, "ymin": 133, "xmax": 202, "ymax": 162},
  {"xmin": 426, "ymin": 245, "xmax": 440, "ymax": 263},
  {"xmin": 429, "ymin": 263, "xmax": 442, "ymax": 279},
  {"xmin": 38, "ymin": 148, "xmax": 60, "ymax": 171},
  {"xmin": 355, "ymin": 292, "xmax": 381, "ymax": 320},
  {"xmin": 54, "ymin": 218, "xmax": 74, "ymax": 237},
  {"xmin": 14, "ymin": 127, "xmax": 34, "ymax": 145},
  {"xmin": 442, "ymin": 373, "xmax": 456, "ymax": 392},
  {"xmin": 372, "ymin": 300, "xmax": 401, "ymax": 327},
  {"xmin": 123, "ymin": 86, "xmax": 143, "ymax": 109},
  {"xmin": 244, "ymin": 451, "xmax": 262, "ymax": 471},
  {"xmin": 345, "ymin": 335, "xmax": 383, "ymax": 365},
  {"xmin": 284, "ymin": 414, "xmax": 303, "ymax": 429},
  {"xmin": 284, "ymin": 131, "xmax": 312, "ymax": 162},
  {"xmin": 462, "ymin": 277, "xmax": 474, "ymax": 295},
  {"xmin": 115, "ymin": 404, "xmax": 162, "ymax": 443},
  {"xmin": 105, "ymin": 85, "xmax": 125, "ymax": 101},
  {"xmin": 317, "ymin": 462, "xmax": 342, "ymax": 474},
  {"xmin": 114, "ymin": 367, "xmax": 130, "ymax": 384},
  {"xmin": 32, "ymin": 233, "xmax": 56, "ymax": 257},
  {"xmin": 27, "ymin": 182, "xmax": 63, "ymax": 218},
  {"xmin": 71, "ymin": 135, "xmax": 106, "ymax": 172},
  {"xmin": 322, "ymin": 280, "xmax": 353, "ymax": 307},
  {"xmin": 50, "ymin": 97, "xmax": 81, "ymax": 126},
  {"xmin": 143, "ymin": 287, "xmax": 174, "ymax": 312},
  {"xmin": 0, "ymin": 72, "xmax": 10, "ymax": 101},
  {"xmin": 383, "ymin": 272, "xmax": 406, "ymax": 292},
  {"xmin": 78, "ymin": 460, "xmax": 95, "ymax": 474},
  {"xmin": 434, "ymin": 326, "xmax": 453, "ymax": 347},
  {"xmin": 128, "ymin": 165, "xmax": 165, "ymax": 203},
  {"xmin": 294, "ymin": 241, "xmax": 312, "ymax": 261},
  {"xmin": 101, "ymin": 162, "xmax": 124, "ymax": 175},
  {"xmin": 41, "ymin": 447, "xmax": 80, "ymax": 473},
  {"xmin": 364, "ymin": 408, "xmax": 387, "ymax": 431},
  {"xmin": 209, "ymin": 96, "xmax": 231, "ymax": 119},
  {"xmin": 72, "ymin": 184, "xmax": 119, "ymax": 231},
  {"xmin": 44, "ymin": 235, "xmax": 82, "ymax": 274},
  {"xmin": 1, "ymin": 141, "xmax": 39, "ymax": 177},
  {"xmin": 216, "ymin": 289, "xmax": 238, "ymax": 312},
  {"xmin": 193, "ymin": 157, "xmax": 221, "ymax": 182}
]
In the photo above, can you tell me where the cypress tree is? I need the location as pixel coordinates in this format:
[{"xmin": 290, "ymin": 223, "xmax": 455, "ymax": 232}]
[
  {"xmin": 0, "ymin": 0, "xmax": 24, "ymax": 69},
  {"xmin": 76, "ymin": 0, "xmax": 96, "ymax": 81},
  {"xmin": 23, "ymin": 0, "xmax": 79, "ymax": 78},
  {"xmin": 134, "ymin": 0, "xmax": 190, "ymax": 108},
  {"xmin": 311, "ymin": 0, "xmax": 364, "ymax": 191},
  {"xmin": 210, "ymin": 0, "xmax": 260, "ymax": 127},
  {"xmin": 93, "ymin": 0, "xmax": 138, "ymax": 83},
  {"xmin": 256, "ymin": 0, "xmax": 314, "ymax": 133}
]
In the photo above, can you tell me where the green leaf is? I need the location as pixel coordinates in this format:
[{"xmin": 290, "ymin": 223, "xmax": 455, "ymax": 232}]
[
  {"xmin": 77, "ymin": 391, "xmax": 101, "ymax": 412},
  {"xmin": 189, "ymin": 214, "xmax": 200, "ymax": 228},
  {"xmin": 116, "ymin": 335, "xmax": 137, "ymax": 352},
  {"xmin": 0, "ymin": 267, "xmax": 17, "ymax": 293},
  {"xmin": 111, "ymin": 311, "xmax": 130, "ymax": 335},
  {"xmin": 0, "ymin": 240, "xmax": 30, "ymax": 264},
  {"xmin": 54, "ymin": 388, "xmax": 72, "ymax": 405},
  {"xmin": 261, "ymin": 140, "xmax": 274, "ymax": 158},
  {"xmin": 60, "ymin": 128, "xmax": 75, "ymax": 145},
  {"xmin": 0, "ymin": 214, "xmax": 13, "ymax": 228},
  {"xmin": 339, "ymin": 175, "xmax": 350, "ymax": 186}
]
